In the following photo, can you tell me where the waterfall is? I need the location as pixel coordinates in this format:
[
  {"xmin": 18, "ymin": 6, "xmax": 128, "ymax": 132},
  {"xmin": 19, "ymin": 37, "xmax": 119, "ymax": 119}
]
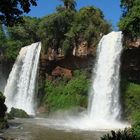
[
  {"xmin": 88, "ymin": 31, "xmax": 123, "ymax": 123},
  {"xmin": 4, "ymin": 42, "xmax": 41, "ymax": 115}
]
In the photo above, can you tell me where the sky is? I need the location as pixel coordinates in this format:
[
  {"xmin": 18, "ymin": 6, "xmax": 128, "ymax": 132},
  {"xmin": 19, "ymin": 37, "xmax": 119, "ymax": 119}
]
[{"xmin": 27, "ymin": 0, "xmax": 122, "ymax": 30}]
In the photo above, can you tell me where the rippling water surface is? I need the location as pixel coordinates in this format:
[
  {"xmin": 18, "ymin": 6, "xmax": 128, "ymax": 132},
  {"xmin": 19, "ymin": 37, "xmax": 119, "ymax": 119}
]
[{"xmin": 1, "ymin": 118, "xmax": 108, "ymax": 140}]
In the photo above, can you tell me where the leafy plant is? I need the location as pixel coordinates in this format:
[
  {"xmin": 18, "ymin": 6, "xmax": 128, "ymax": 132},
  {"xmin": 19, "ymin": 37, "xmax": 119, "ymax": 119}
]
[
  {"xmin": 121, "ymin": 81, "xmax": 140, "ymax": 121},
  {"xmin": 119, "ymin": 0, "xmax": 140, "ymax": 39},
  {"xmin": 101, "ymin": 129, "xmax": 137, "ymax": 140},
  {"xmin": 42, "ymin": 70, "xmax": 89, "ymax": 112}
]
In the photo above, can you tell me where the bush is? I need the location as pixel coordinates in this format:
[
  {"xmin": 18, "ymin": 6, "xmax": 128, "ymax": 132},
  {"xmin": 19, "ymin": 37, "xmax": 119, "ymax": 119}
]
[
  {"xmin": 0, "ymin": 92, "xmax": 8, "ymax": 129},
  {"xmin": 42, "ymin": 70, "xmax": 89, "ymax": 112},
  {"xmin": 101, "ymin": 129, "xmax": 137, "ymax": 140},
  {"xmin": 131, "ymin": 112, "xmax": 140, "ymax": 139},
  {"xmin": 121, "ymin": 81, "xmax": 140, "ymax": 121}
]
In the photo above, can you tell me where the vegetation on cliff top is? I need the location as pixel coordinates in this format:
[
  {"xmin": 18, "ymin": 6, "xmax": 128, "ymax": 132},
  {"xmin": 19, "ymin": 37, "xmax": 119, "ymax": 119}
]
[
  {"xmin": 0, "ymin": 0, "xmax": 111, "ymax": 61},
  {"xmin": 119, "ymin": 0, "xmax": 140, "ymax": 39},
  {"xmin": 42, "ymin": 70, "xmax": 89, "ymax": 112}
]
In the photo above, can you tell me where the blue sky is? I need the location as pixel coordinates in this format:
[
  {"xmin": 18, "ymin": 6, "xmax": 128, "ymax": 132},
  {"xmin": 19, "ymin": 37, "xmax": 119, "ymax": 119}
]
[{"xmin": 27, "ymin": 0, "xmax": 122, "ymax": 30}]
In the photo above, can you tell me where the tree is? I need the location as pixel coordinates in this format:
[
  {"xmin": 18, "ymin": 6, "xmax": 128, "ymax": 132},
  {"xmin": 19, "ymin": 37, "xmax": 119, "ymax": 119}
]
[
  {"xmin": 62, "ymin": 6, "xmax": 111, "ymax": 55},
  {"xmin": 39, "ymin": 10, "xmax": 75, "ymax": 52},
  {"xmin": 119, "ymin": 0, "xmax": 140, "ymax": 39},
  {"xmin": 60, "ymin": 0, "xmax": 76, "ymax": 11},
  {"xmin": 8, "ymin": 16, "xmax": 40, "ymax": 45},
  {"xmin": 0, "ymin": 0, "xmax": 37, "ymax": 26},
  {"xmin": 1, "ymin": 16, "xmax": 40, "ymax": 61}
]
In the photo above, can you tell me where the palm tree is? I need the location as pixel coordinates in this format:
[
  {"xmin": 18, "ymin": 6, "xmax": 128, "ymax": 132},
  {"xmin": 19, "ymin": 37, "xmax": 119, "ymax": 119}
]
[{"xmin": 60, "ymin": 0, "xmax": 76, "ymax": 10}]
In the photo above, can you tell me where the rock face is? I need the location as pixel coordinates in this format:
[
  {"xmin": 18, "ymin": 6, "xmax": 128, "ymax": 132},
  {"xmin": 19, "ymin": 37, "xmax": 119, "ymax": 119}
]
[
  {"xmin": 39, "ymin": 54, "xmax": 94, "ymax": 83},
  {"xmin": 121, "ymin": 48, "xmax": 140, "ymax": 83},
  {"xmin": 73, "ymin": 41, "xmax": 96, "ymax": 57},
  {"xmin": 73, "ymin": 41, "xmax": 88, "ymax": 56},
  {"xmin": 52, "ymin": 66, "xmax": 72, "ymax": 79},
  {"xmin": 44, "ymin": 48, "xmax": 64, "ymax": 61},
  {"xmin": 127, "ymin": 39, "xmax": 140, "ymax": 48}
]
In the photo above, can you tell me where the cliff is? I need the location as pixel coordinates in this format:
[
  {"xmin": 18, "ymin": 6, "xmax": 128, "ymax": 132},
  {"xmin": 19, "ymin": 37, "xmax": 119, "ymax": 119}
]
[{"xmin": 39, "ymin": 41, "xmax": 140, "ymax": 85}]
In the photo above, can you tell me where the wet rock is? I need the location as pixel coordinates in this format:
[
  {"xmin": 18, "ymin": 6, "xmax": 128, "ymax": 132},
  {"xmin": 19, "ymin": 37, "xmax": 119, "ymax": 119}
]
[{"xmin": 9, "ymin": 108, "xmax": 29, "ymax": 118}]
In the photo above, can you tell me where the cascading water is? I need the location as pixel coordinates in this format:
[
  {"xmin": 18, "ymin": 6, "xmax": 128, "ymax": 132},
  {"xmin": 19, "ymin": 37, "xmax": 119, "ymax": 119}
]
[
  {"xmin": 4, "ymin": 42, "xmax": 41, "ymax": 115},
  {"xmin": 33, "ymin": 31, "xmax": 129, "ymax": 131},
  {"xmin": 88, "ymin": 31, "xmax": 122, "ymax": 122},
  {"xmin": 3, "ymin": 32, "xmax": 129, "ymax": 130}
]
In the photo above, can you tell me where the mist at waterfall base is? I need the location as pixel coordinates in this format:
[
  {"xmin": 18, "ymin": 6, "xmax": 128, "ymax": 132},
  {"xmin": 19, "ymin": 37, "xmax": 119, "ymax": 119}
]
[
  {"xmin": 4, "ymin": 32, "xmax": 130, "ymax": 131},
  {"xmin": 4, "ymin": 42, "xmax": 41, "ymax": 115}
]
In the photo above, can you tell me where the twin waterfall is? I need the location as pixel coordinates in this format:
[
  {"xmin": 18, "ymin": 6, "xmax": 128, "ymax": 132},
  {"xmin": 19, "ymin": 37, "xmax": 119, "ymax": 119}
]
[
  {"xmin": 88, "ymin": 31, "xmax": 122, "ymax": 123},
  {"xmin": 4, "ymin": 32, "xmax": 125, "ymax": 129},
  {"xmin": 4, "ymin": 42, "xmax": 41, "ymax": 115}
]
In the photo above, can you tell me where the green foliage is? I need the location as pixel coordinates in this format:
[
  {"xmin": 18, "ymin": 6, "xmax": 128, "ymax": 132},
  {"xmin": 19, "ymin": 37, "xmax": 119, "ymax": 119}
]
[
  {"xmin": 0, "ymin": 3, "xmax": 111, "ymax": 60},
  {"xmin": 59, "ymin": 0, "xmax": 76, "ymax": 11},
  {"xmin": 38, "ymin": 4, "xmax": 110, "ymax": 55},
  {"xmin": 39, "ymin": 10, "xmax": 75, "ymax": 53},
  {"xmin": 0, "ymin": 17, "xmax": 40, "ymax": 61},
  {"xmin": 9, "ymin": 107, "xmax": 29, "ymax": 118},
  {"xmin": 132, "ymin": 117, "xmax": 140, "ymax": 139},
  {"xmin": 0, "ymin": 92, "xmax": 8, "ymax": 129},
  {"xmin": 121, "ymin": 81, "xmax": 140, "ymax": 121},
  {"xmin": 129, "ymin": 112, "xmax": 140, "ymax": 139},
  {"xmin": 8, "ymin": 16, "xmax": 40, "ymax": 46},
  {"xmin": 119, "ymin": 0, "xmax": 140, "ymax": 39},
  {"xmin": 63, "ymin": 6, "xmax": 111, "ymax": 55},
  {"xmin": 101, "ymin": 129, "xmax": 137, "ymax": 140},
  {"xmin": 42, "ymin": 70, "xmax": 89, "ymax": 112},
  {"xmin": 4, "ymin": 40, "xmax": 22, "ymax": 61},
  {"xmin": 0, "ymin": 0, "xmax": 37, "ymax": 26}
]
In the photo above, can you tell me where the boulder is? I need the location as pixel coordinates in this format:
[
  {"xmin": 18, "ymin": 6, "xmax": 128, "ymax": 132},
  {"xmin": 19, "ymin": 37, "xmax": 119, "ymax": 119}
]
[
  {"xmin": 52, "ymin": 66, "xmax": 72, "ymax": 79},
  {"xmin": 9, "ymin": 108, "xmax": 29, "ymax": 118}
]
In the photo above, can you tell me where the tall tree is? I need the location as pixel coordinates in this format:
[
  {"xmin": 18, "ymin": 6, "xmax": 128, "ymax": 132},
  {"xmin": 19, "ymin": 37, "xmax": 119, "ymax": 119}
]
[
  {"xmin": 62, "ymin": 6, "xmax": 111, "ymax": 55},
  {"xmin": 119, "ymin": 0, "xmax": 140, "ymax": 39},
  {"xmin": 2, "ymin": 16, "xmax": 40, "ymax": 61},
  {"xmin": 60, "ymin": 0, "xmax": 76, "ymax": 11},
  {"xmin": 0, "ymin": 0, "xmax": 37, "ymax": 26}
]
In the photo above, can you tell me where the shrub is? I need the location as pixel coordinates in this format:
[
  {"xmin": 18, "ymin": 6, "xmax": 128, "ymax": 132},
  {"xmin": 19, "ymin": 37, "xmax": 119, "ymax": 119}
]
[
  {"xmin": 121, "ymin": 81, "xmax": 140, "ymax": 121},
  {"xmin": 0, "ymin": 91, "xmax": 8, "ymax": 129},
  {"xmin": 101, "ymin": 129, "xmax": 137, "ymax": 140},
  {"xmin": 42, "ymin": 70, "xmax": 89, "ymax": 112}
]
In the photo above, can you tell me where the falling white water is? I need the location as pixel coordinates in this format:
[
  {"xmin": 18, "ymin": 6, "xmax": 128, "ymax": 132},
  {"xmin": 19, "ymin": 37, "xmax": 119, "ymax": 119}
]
[
  {"xmin": 32, "ymin": 32, "xmax": 130, "ymax": 131},
  {"xmin": 88, "ymin": 31, "xmax": 122, "ymax": 123},
  {"xmin": 4, "ymin": 42, "xmax": 41, "ymax": 115}
]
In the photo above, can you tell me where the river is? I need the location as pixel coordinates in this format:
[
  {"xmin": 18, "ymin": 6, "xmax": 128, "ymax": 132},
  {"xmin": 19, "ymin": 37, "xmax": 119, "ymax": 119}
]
[{"xmin": 1, "ymin": 118, "xmax": 107, "ymax": 140}]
